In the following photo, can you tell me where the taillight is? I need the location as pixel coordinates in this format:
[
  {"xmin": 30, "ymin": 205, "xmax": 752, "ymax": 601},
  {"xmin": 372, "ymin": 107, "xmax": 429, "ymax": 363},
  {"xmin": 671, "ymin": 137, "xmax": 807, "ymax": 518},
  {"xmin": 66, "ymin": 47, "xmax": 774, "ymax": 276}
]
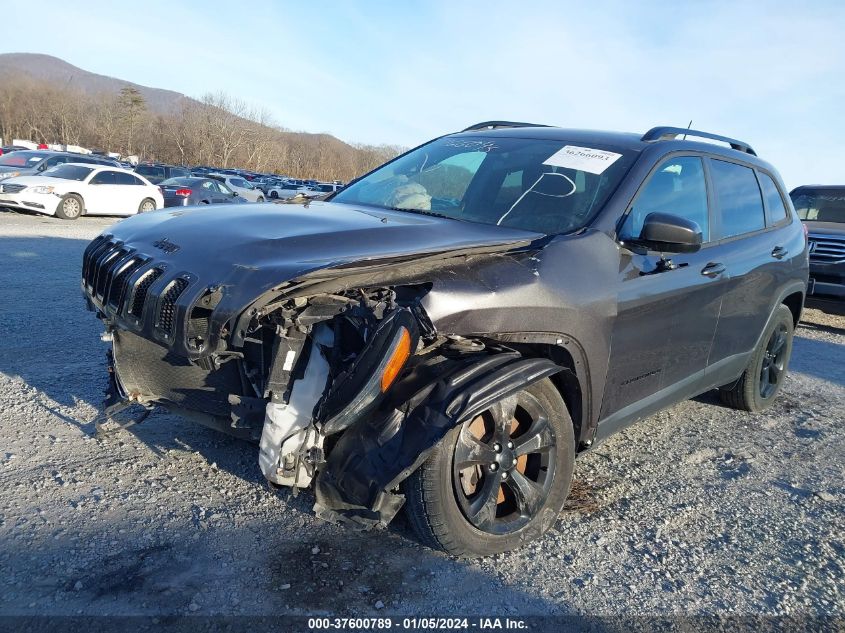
[{"xmin": 175, "ymin": 188, "xmax": 192, "ymax": 197}]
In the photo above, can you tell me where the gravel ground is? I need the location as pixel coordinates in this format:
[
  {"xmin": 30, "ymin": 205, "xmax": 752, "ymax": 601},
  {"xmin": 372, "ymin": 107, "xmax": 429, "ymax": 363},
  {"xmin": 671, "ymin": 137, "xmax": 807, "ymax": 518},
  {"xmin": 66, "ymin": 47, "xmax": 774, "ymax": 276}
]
[{"xmin": 0, "ymin": 210, "xmax": 843, "ymax": 619}]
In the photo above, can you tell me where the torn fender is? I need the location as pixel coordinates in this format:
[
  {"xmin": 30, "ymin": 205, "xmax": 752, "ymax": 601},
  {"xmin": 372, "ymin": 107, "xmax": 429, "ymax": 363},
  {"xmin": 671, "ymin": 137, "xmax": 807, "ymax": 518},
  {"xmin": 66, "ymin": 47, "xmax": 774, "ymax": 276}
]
[{"xmin": 313, "ymin": 352, "xmax": 563, "ymax": 526}]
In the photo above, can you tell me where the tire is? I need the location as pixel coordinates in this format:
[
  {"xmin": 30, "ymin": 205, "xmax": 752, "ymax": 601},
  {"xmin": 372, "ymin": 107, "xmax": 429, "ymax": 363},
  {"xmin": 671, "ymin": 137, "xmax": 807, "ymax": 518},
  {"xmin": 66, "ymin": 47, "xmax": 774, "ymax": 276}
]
[
  {"xmin": 56, "ymin": 194, "xmax": 83, "ymax": 220},
  {"xmin": 257, "ymin": 196, "xmax": 265, "ymax": 203},
  {"xmin": 269, "ymin": 190, "xmax": 278, "ymax": 199},
  {"xmin": 719, "ymin": 304, "xmax": 794, "ymax": 412},
  {"xmin": 404, "ymin": 377, "xmax": 574, "ymax": 557},
  {"xmin": 138, "ymin": 198, "xmax": 156, "ymax": 213}
]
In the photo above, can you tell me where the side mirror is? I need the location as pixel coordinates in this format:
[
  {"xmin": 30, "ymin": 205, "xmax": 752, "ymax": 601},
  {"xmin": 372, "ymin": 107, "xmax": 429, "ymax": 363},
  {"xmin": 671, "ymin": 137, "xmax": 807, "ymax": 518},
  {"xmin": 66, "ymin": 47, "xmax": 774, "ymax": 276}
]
[
  {"xmin": 37, "ymin": 163, "xmax": 47, "ymax": 172},
  {"xmin": 631, "ymin": 212, "xmax": 702, "ymax": 253},
  {"xmin": 232, "ymin": 191, "xmax": 238, "ymax": 197}
]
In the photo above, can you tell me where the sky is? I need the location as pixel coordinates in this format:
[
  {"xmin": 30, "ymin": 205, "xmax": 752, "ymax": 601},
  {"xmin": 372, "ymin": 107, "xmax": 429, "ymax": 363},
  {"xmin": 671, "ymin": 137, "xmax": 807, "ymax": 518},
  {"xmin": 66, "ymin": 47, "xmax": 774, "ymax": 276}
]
[{"xmin": 3, "ymin": 0, "xmax": 845, "ymax": 188}]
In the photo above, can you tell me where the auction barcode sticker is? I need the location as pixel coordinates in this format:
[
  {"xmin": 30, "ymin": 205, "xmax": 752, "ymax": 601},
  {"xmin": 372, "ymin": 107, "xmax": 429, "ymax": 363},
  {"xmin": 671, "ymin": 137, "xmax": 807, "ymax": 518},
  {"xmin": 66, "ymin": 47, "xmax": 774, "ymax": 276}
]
[{"xmin": 543, "ymin": 145, "xmax": 623, "ymax": 175}]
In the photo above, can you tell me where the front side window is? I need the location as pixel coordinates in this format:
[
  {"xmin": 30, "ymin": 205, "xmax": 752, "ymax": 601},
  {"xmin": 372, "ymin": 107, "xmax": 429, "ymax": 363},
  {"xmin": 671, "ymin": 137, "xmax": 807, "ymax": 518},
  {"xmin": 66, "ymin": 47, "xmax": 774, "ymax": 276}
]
[
  {"xmin": 620, "ymin": 156, "xmax": 710, "ymax": 241},
  {"xmin": 332, "ymin": 136, "xmax": 637, "ymax": 235},
  {"xmin": 710, "ymin": 159, "xmax": 765, "ymax": 239},
  {"xmin": 758, "ymin": 172, "xmax": 789, "ymax": 225},
  {"xmin": 790, "ymin": 188, "xmax": 845, "ymax": 224},
  {"xmin": 218, "ymin": 182, "xmax": 232, "ymax": 194}
]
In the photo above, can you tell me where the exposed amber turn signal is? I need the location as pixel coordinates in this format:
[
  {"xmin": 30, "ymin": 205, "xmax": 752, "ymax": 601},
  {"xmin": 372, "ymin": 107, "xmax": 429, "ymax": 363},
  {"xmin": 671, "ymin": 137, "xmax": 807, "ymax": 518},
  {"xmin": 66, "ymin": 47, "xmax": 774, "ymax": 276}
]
[{"xmin": 380, "ymin": 327, "xmax": 411, "ymax": 392}]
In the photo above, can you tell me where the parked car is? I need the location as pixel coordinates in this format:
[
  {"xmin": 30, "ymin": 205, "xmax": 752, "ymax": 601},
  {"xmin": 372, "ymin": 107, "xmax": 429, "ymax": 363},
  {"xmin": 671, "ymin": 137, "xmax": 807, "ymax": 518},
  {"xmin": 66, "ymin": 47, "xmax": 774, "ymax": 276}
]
[
  {"xmin": 266, "ymin": 181, "xmax": 319, "ymax": 199},
  {"xmin": 0, "ymin": 150, "xmax": 120, "ymax": 181},
  {"xmin": 790, "ymin": 185, "xmax": 845, "ymax": 313},
  {"xmin": 0, "ymin": 163, "xmax": 162, "ymax": 219},
  {"xmin": 0, "ymin": 145, "xmax": 28, "ymax": 156},
  {"xmin": 159, "ymin": 177, "xmax": 247, "ymax": 208},
  {"xmin": 134, "ymin": 162, "xmax": 192, "ymax": 185},
  {"xmin": 81, "ymin": 122, "xmax": 806, "ymax": 556},
  {"xmin": 313, "ymin": 182, "xmax": 344, "ymax": 194},
  {"xmin": 207, "ymin": 173, "xmax": 265, "ymax": 202}
]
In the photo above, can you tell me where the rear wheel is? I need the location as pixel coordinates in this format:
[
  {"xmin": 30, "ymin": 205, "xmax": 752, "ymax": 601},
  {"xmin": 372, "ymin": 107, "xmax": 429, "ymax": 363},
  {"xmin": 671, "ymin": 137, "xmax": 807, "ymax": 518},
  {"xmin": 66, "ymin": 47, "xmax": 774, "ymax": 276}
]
[
  {"xmin": 56, "ymin": 194, "xmax": 83, "ymax": 220},
  {"xmin": 404, "ymin": 378, "xmax": 574, "ymax": 556},
  {"xmin": 719, "ymin": 304, "xmax": 794, "ymax": 412},
  {"xmin": 138, "ymin": 198, "xmax": 156, "ymax": 213}
]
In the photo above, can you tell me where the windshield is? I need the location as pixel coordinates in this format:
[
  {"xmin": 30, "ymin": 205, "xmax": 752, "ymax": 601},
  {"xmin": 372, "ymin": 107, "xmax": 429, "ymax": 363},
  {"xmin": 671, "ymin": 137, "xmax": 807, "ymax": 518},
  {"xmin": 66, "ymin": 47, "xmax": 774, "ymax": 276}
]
[
  {"xmin": 332, "ymin": 135, "xmax": 637, "ymax": 234},
  {"xmin": 41, "ymin": 164, "xmax": 94, "ymax": 181},
  {"xmin": 161, "ymin": 177, "xmax": 197, "ymax": 187},
  {"xmin": 791, "ymin": 188, "xmax": 845, "ymax": 224},
  {"xmin": 0, "ymin": 151, "xmax": 45, "ymax": 167}
]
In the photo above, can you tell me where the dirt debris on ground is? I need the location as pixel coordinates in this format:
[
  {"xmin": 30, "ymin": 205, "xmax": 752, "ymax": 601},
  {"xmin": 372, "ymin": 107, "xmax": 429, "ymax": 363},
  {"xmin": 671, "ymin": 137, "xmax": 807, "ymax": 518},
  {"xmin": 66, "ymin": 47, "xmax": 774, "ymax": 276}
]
[{"xmin": 0, "ymin": 211, "xmax": 843, "ymax": 617}]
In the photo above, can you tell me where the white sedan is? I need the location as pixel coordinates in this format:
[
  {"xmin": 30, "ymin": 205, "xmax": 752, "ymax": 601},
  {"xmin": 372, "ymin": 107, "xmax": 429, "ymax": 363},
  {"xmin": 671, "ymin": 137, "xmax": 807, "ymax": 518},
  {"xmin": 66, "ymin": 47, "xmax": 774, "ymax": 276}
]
[
  {"xmin": 0, "ymin": 163, "xmax": 163, "ymax": 220},
  {"xmin": 207, "ymin": 173, "xmax": 265, "ymax": 202}
]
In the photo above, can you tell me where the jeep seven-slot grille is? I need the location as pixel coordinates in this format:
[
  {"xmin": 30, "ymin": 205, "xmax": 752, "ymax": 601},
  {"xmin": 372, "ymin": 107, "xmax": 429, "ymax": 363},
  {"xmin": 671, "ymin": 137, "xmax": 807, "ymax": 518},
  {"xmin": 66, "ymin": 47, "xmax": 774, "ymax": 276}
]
[
  {"xmin": 95, "ymin": 248, "xmax": 127, "ymax": 298},
  {"xmin": 107, "ymin": 257, "xmax": 145, "ymax": 309},
  {"xmin": 129, "ymin": 268, "xmax": 164, "ymax": 317},
  {"xmin": 809, "ymin": 234, "xmax": 845, "ymax": 264},
  {"xmin": 156, "ymin": 278, "xmax": 189, "ymax": 335}
]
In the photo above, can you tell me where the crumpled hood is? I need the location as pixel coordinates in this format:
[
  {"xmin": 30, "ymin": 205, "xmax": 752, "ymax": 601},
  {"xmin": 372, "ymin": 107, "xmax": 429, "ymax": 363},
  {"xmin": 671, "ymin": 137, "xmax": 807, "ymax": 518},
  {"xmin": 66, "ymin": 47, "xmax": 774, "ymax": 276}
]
[
  {"xmin": 105, "ymin": 200, "xmax": 541, "ymax": 280},
  {"xmin": 89, "ymin": 200, "xmax": 542, "ymax": 357}
]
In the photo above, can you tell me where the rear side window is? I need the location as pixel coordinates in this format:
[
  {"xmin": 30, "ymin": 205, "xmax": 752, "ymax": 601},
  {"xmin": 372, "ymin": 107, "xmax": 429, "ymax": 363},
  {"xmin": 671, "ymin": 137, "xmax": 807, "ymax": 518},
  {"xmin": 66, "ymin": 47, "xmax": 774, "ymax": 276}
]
[
  {"xmin": 710, "ymin": 160, "xmax": 765, "ymax": 239},
  {"xmin": 621, "ymin": 156, "xmax": 710, "ymax": 241},
  {"xmin": 90, "ymin": 170, "xmax": 118, "ymax": 185},
  {"xmin": 758, "ymin": 173, "xmax": 788, "ymax": 225},
  {"xmin": 114, "ymin": 172, "xmax": 140, "ymax": 185}
]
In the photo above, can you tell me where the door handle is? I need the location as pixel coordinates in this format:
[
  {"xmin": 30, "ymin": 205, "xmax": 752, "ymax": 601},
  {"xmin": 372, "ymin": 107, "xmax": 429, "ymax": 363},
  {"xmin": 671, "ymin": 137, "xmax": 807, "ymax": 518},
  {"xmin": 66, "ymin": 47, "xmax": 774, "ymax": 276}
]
[
  {"xmin": 772, "ymin": 246, "xmax": 788, "ymax": 259},
  {"xmin": 701, "ymin": 262, "xmax": 726, "ymax": 278}
]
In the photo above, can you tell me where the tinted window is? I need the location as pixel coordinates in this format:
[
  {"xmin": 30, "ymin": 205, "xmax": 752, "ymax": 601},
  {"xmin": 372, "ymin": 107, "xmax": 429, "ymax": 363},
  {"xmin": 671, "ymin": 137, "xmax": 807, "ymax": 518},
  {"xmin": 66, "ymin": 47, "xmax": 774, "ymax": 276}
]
[
  {"xmin": 40, "ymin": 164, "xmax": 94, "ymax": 181},
  {"xmin": 42, "ymin": 156, "xmax": 70, "ymax": 169},
  {"xmin": 90, "ymin": 171, "xmax": 118, "ymax": 185},
  {"xmin": 791, "ymin": 188, "xmax": 845, "ymax": 224},
  {"xmin": 136, "ymin": 165, "xmax": 166, "ymax": 179},
  {"xmin": 114, "ymin": 171, "xmax": 140, "ymax": 185},
  {"xmin": 758, "ymin": 173, "xmax": 788, "ymax": 225},
  {"xmin": 621, "ymin": 156, "xmax": 709, "ymax": 241},
  {"xmin": 231, "ymin": 178, "xmax": 247, "ymax": 188},
  {"xmin": 172, "ymin": 168, "xmax": 190, "ymax": 178},
  {"xmin": 710, "ymin": 160, "xmax": 765, "ymax": 239},
  {"xmin": 201, "ymin": 180, "xmax": 216, "ymax": 190}
]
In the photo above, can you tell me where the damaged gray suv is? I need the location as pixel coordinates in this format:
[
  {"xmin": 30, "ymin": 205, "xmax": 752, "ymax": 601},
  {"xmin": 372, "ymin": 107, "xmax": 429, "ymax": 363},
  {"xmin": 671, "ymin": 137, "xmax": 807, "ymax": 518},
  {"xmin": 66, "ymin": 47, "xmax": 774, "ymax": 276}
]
[{"xmin": 82, "ymin": 122, "xmax": 808, "ymax": 556}]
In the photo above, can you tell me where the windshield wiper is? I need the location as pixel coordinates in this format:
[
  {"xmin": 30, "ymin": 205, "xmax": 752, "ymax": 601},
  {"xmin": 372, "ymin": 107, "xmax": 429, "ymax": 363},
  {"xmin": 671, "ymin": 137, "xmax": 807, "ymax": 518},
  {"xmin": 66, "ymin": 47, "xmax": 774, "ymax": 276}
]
[{"xmin": 386, "ymin": 206, "xmax": 454, "ymax": 220}]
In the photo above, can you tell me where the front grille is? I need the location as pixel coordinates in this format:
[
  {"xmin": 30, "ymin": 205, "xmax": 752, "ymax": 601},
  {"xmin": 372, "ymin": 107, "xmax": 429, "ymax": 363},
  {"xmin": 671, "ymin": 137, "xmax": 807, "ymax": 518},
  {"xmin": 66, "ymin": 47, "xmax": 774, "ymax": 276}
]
[
  {"xmin": 0, "ymin": 183, "xmax": 25, "ymax": 194},
  {"xmin": 82, "ymin": 236, "xmax": 113, "ymax": 290},
  {"xmin": 95, "ymin": 248, "xmax": 127, "ymax": 299},
  {"xmin": 156, "ymin": 278, "xmax": 189, "ymax": 335},
  {"xmin": 809, "ymin": 234, "xmax": 845, "ymax": 264},
  {"xmin": 107, "ymin": 257, "xmax": 145, "ymax": 309},
  {"xmin": 129, "ymin": 268, "xmax": 164, "ymax": 318}
]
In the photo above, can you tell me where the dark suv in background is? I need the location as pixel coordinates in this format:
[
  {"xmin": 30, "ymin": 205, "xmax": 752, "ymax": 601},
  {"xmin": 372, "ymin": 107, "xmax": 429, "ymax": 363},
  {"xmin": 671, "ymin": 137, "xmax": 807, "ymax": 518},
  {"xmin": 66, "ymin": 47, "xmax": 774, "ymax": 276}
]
[
  {"xmin": 134, "ymin": 162, "xmax": 192, "ymax": 184},
  {"xmin": 0, "ymin": 149, "xmax": 119, "ymax": 181},
  {"xmin": 82, "ymin": 122, "xmax": 807, "ymax": 556},
  {"xmin": 790, "ymin": 185, "xmax": 845, "ymax": 313}
]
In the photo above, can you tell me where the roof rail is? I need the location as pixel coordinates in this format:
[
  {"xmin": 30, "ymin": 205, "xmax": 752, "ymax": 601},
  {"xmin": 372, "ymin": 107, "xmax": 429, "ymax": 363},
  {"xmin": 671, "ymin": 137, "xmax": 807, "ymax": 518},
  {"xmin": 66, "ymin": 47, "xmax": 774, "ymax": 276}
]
[
  {"xmin": 461, "ymin": 121, "xmax": 549, "ymax": 132},
  {"xmin": 641, "ymin": 126, "xmax": 756, "ymax": 156}
]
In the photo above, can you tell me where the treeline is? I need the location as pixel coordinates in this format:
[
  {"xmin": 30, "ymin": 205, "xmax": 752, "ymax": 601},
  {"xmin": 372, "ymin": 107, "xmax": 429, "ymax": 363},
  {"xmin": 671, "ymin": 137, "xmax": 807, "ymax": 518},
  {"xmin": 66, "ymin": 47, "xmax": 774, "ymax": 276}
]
[{"xmin": 0, "ymin": 72, "xmax": 404, "ymax": 181}]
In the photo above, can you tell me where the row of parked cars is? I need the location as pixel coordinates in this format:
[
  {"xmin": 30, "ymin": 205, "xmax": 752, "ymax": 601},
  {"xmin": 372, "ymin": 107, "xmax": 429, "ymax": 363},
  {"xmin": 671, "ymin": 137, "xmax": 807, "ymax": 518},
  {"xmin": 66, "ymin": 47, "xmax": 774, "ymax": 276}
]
[{"xmin": 0, "ymin": 149, "xmax": 344, "ymax": 219}]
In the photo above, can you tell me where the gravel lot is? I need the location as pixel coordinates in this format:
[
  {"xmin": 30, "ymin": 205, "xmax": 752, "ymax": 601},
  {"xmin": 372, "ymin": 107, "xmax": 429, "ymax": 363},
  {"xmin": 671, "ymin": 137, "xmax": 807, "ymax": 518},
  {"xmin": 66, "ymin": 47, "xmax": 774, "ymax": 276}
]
[{"xmin": 0, "ymin": 210, "xmax": 843, "ymax": 619}]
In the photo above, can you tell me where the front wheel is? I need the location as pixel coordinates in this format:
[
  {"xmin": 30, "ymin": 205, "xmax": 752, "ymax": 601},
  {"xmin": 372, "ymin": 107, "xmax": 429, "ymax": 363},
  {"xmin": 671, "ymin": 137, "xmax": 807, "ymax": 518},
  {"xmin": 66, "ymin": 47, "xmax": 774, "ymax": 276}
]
[
  {"xmin": 719, "ymin": 304, "xmax": 795, "ymax": 412},
  {"xmin": 256, "ymin": 196, "xmax": 265, "ymax": 203},
  {"xmin": 404, "ymin": 378, "xmax": 574, "ymax": 556},
  {"xmin": 269, "ymin": 190, "xmax": 278, "ymax": 199},
  {"xmin": 56, "ymin": 194, "xmax": 84, "ymax": 220}
]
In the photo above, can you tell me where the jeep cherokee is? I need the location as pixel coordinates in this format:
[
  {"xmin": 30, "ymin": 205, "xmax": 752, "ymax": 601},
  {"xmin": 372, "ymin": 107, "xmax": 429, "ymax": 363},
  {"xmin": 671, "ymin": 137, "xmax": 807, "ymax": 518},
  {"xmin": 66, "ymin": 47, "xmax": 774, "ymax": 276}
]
[{"xmin": 81, "ymin": 122, "xmax": 808, "ymax": 556}]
